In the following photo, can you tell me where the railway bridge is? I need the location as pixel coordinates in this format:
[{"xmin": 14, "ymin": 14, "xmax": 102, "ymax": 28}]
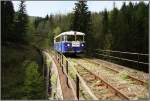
[{"xmin": 42, "ymin": 49, "xmax": 149, "ymax": 100}]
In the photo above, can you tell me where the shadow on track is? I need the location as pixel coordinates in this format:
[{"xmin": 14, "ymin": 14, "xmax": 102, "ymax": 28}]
[{"xmin": 64, "ymin": 53, "xmax": 84, "ymax": 59}]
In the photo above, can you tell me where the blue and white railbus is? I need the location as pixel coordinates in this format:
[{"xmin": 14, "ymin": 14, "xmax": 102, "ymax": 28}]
[{"xmin": 54, "ymin": 31, "xmax": 85, "ymax": 54}]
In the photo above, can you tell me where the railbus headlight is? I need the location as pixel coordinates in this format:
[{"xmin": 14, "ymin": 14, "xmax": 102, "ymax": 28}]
[
  {"xmin": 81, "ymin": 44, "xmax": 84, "ymax": 47},
  {"xmin": 67, "ymin": 44, "xmax": 70, "ymax": 47}
]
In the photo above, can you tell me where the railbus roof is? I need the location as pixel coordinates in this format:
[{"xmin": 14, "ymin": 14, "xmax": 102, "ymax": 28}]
[{"xmin": 54, "ymin": 31, "xmax": 85, "ymax": 39}]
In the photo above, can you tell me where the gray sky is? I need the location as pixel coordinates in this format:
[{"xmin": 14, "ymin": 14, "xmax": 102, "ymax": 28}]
[{"xmin": 12, "ymin": 1, "xmax": 148, "ymax": 17}]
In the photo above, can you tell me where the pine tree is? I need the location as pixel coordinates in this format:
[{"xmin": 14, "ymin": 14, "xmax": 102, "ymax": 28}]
[
  {"xmin": 70, "ymin": 1, "xmax": 93, "ymax": 55},
  {"xmin": 34, "ymin": 17, "xmax": 43, "ymax": 29},
  {"xmin": 23, "ymin": 62, "xmax": 46, "ymax": 99},
  {"xmin": 1, "ymin": 1, "xmax": 15, "ymax": 44},
  {"xmin": 117, "ymin": 2, "xmax": 129, "ymax": 51},
  {"xmin": 15, "ymin": 1, "xmax": 29, "ymax": 44},
  {"xmin": 102, "ymin": 9, "xmax": 109, "ymax": 35},
  {"xmin": 101, "ymin": 9, "xmax": 110, "ymax": 49},
  {"xmin": 110, "ymin": 6, "xmax": 119, "ymax": 50},
  {"xmin": 134, "ymin": 2, "xmax": 148, "ymax": 53},
  {"xmin": 45, "ymin": 14, "xmax": 49, "ymax": 21},
  {"xmin": 71, "ymin": 1, "xmax": 91, "ymax": 33}
]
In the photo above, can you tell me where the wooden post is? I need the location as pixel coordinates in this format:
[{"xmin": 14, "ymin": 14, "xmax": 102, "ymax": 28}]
[
  {"xmin": 62, "ymin": 55, "xmax": 64, "ymax": 74},
  {"xmin": 119, "ymin": 52, "xmax": 122, "ymax": 65},
  {"xmin": 66, "ymin": 61, "xmax": 68, "ymax": 74},
  {"xmin": 62, "ymin": 55, "xmax": 63, "ymax": 67},
  {"xmin": 57, "ymin": 52, "xmax": 59, "ymax": 61},
  {"xmin": 57, "ymin": 52, "xmax": 59, "ymax": 62},
  {"xmin": 66, "ymin": 61, "xmax": 70, "ymax": 88},
  {"xmin": 109, "ymin": 50, "xmax": 111, "ymax": 62},
  {"xmin": 66, "ymin": 76, "xmax": 70, "ymax": 88},
  {"xmin": 137, "ymin": 54, "xmax": 140, "ymax": 69},
  {"xmin": 59, "ymin": 54, "xmax": 61, "ymax": 64},
  {"xmin": 76, "ymin": 75, "xmax": 79, "ymax": 100}
]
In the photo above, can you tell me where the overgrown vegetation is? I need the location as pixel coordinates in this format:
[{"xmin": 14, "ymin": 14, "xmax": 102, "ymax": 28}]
[
  {"xmin": 1, "ymin": 45, "xmax": 46, "ymax": 99},
  {"xmin": 1, "ymin": 1, "xmax": 46, "ymax": 99},
  {"xmin": 1, "ymin": 0, "xmax": 149, "ymax": 99}
]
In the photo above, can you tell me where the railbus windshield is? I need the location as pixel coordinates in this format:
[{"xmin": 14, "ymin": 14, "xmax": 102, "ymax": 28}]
[
  {"xmin": 54, "ymin": 31, "xmax": 85, "ymax": 42},
  {"xmin": 76, "ymin": 35, "xmax": 84, "ymax": 41},
  {"xmin": 67, "ymin": 35, "xmax": 84, "ymax": 42}
]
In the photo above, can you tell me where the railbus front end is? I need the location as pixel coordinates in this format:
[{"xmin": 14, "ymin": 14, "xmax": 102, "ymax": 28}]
[{"xmin": 54, "ymin": 31, "xmax": 85, "ymax": 54}]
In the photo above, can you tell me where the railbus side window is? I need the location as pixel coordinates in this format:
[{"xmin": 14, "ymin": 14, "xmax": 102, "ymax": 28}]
[
  {"xmin": 64, "ymin": 35, "xmax": 67, "ymax": 42},
  {"xmin": 56, "ymin": 37, "xmax": 60, "ymax": 42},
  {"xmin": 62, "ymin": 35, "xmax": 67, "ymax": 42}
]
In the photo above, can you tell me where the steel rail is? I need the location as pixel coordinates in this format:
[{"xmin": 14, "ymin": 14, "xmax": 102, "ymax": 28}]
[
  {"xmin": 75, "ymin": 62, "xmax": 131, "ymax": 100},
  {"xmin": 83, "ymin": 58, "xmax": 147, "ymax": 85}
]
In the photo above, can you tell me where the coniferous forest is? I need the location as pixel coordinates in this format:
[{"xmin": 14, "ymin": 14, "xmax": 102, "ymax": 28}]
[{"xmin": 1, "ymin": 1, "xmax": 149, "ymax": 99}]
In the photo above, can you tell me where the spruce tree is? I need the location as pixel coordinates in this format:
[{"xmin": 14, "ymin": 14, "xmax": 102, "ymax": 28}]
[
  {"xmin": 70, "ymin": 1, "xmax": 93, "ymax": 55},
  {"xmin": 101, "ymin": 9, "xmax": 109, "ymax": 49},
  {"xmin": 1, "ymin": 1, "xmax": 15, "ymax": 44},
  {"xmin": 71, "ymin": 1, "xmax": 91, "ymax": 33},
  {"xmin": 102, "ymin": 9, "xmax": 109, "ymax": 35},
  {"xmin": 23, "ymin": 62, "xmax": 46, "ymax": 99},
  {"xmin": 118, "ymin": 2, "xmax": 129, "ymax": 51},
  {"xmin": 15, "ymin": 1, "xmax": 29, "ymax": 44},
  {"xmin": 110, "ymin": 6, "xmax": 119, "ymax": 50},
  {"xmin": 45, "ymin": 14, "xmax": 49, "ymax": 21}
]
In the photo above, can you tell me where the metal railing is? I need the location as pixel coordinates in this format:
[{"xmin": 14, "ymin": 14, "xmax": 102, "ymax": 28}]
[{"xmin": 95, "ymin": 49, "xmax": 149, "ymax": 69}]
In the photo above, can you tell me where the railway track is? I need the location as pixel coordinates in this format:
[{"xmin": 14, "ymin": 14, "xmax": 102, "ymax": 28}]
[
  {"xmin": 71, "ymin": 62, "xmax": 130, "ymax": 100},
  {"xmin": 82, "ymin": 58, "xmax": 148, "ymax": 85},
  {"xmin": 70, "ymin": 58, "xmax": 148, "ymax": 100},
  {"xmin": 45, "ymin": 50, "xmax": 148, "ymax": 100}
]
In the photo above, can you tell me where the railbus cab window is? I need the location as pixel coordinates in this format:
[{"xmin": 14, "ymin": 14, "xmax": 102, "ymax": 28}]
[
  {"xmin": 67, "ymin": 35, "xmax": 75, "ymax": 41},
  {"xmin": 76, "ymin": 35, "xmax": 84, "ymax": 41},
  {"xmin": 66, "ymin": 35, "xmax": 84, "ymax": 41}
]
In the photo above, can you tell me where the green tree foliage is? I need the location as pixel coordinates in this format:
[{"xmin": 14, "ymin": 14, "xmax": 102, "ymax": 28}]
[
  {"xmin": 101, "ymin": 9, "xmax": 113, "ymax": 50},
  {"xmin": 109, "ymin": 7, "xmax": 119, "ymax": 50},
  {"xmin": 70, "ymin": 1, "xmax": 91, "ymax": 33},
  {"xmin": 33, "ymin": 13, "xmax": 72, "ymax": 48},
  {"xmin": 1, "ymin": 1, "xmax": 15, "ymax": 44},
  {"xmin": 53, "ymin": 26, "xmax": 62, "ymax": 36},
  {"xmin": 102, "ymin": 9, "xmax": 109, "ymax": 35},
  {"xmin": 95, "ymin": 2, "xmax": 148, "ymax": 54},
  {"xmin": 33, "ymin": 17, "xmax": 50, "ymax": 48},
  {"xmin": 1, "ymin": 1, "xmax": 149, "ymax": 99},
  {"xmin": 34, "ymin": 17, "xmax": 43, "ymax": 29},
  {"xmin": 31, "ymin": 1, "xmax": 148, "ymax": 55},
  {"xmin": 94, "ymin": 2, "xmax": 148, "ymax": 72},
  {"xmin": 70, "ymin": 1, "xmax": 93, "ymax": 54},
  {"xmin": 15, "ymin": 1, "xmax": 29, "ymax": 44},
  {"xmin": 91, "ymin": 12, "xmax": 103, "ymax": 49},
  {"xmin": 133, "ymin": 2, "xmax": 149, "ymax": 53},
  {"xmin": 1, "ymin": 1, "xmax": 47, "ymax": 99},
  {"xmin": 23, "ymin": 62, "xmax": 46, "ymax": 99},
  {"xmin": 1, "ymin": 45, "xmax": 46, "ymax": 99}
]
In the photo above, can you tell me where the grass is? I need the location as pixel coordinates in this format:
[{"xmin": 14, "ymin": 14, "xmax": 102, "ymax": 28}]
[
  {"xmin": 47, "ymin": 59, "xmax": 51, "ymax": 67},
  {"xmin": 118, "ymin": 71, "xmax": 129, "ymax": 80},
  {"xmin": 49, "ymin": 73, "xmax": 57, "ymax": 99}
]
